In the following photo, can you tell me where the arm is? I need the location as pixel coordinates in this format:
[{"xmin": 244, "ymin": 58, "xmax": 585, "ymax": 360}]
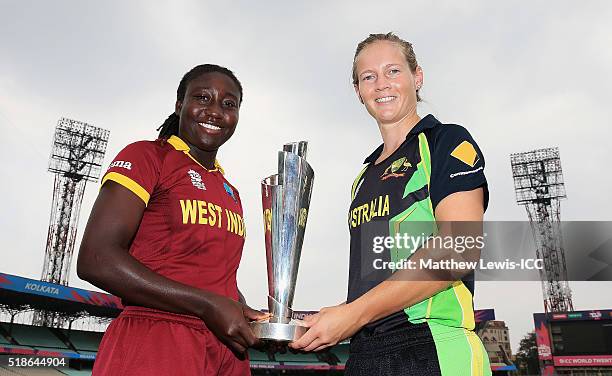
[
  {"xmin": 290, "ymin": 188, "xmax": 484, "ymax": 351},
  {"xmin": 350, "ymin": 187, "xmax": 483, "ymax": 324},
  {"xmin": 77, "ymin": 182, "xmax": 267, "ymax": 353}
]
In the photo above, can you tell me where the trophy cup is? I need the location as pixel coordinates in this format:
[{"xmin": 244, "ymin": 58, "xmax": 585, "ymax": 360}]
[{"xmin": 249, "ymin": 141, "xmax": 314, "ymax": 341}]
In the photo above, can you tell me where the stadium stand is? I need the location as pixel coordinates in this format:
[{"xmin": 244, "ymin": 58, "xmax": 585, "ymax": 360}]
[
  {"xmin": 2, "ymin": 324, "xmax": 68, "ymax": 350},
  {"xmin": 57, "ymin": 330, "xmax": 102, "ymax": 353},
  {"xmin": 0, "ymin": 366, "xmax": 67, "ymax": 375},
  {"xmin": 275, "ymin": 351, "xmax": 320, "ymax": 365},
  {"xmin": 1, "ymin": 272, "xmax": 514, "ymax": 374},
  {"xmin": 331, "ymin": 344, "xmax": 349, "ymax": 365},
  {"xmin": 0, "ymin": 272, "xmax": 353, "ymax": 374}
]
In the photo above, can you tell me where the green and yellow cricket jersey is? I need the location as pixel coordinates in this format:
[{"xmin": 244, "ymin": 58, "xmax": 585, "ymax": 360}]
[{"xmin": 347, "ymin": 114, "xmax": 490, "ymax": 373}]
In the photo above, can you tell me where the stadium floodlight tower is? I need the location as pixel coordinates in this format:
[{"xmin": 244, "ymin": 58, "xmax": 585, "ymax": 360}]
[
  {"xmin": 511, "ymin": 147, "xmax": 574, "ymax": 313},
  {"xmin": 42, "ymin": 118, "xmax": 110, "ymax": 286},
  {"xmin": 33, "ymin": 118, "xmax": 109, "ymax": 327}
]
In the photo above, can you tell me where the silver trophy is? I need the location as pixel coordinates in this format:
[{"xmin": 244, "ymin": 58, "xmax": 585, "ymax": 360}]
[{"xmin": 250, "ymin": 141, "xmax": 314, "ymax": 341}]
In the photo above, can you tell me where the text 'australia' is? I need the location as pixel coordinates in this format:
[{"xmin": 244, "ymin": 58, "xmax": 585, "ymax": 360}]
[{"xmin": 349, "ymin": 195, "xmax": 390, "ymax": 228}]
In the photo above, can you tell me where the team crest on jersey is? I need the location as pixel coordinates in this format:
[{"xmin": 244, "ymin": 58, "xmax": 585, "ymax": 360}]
[
  {"xmin": 187, "ymin": 170, "xmax": 206, "ymax": 190},
  {"xmin": 380, "ymin": 157, "xmax": 412, "ymax": 180},
  {"xmin": 224, "ymin": 182, "xmax": 237, "ymax": 202}
]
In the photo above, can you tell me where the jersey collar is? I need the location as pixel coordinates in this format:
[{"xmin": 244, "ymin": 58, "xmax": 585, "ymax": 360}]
[
  {"xmin": 166, "ymin": 135, "xmax": 225, "ymax": 174},
  {"xmin": 363, "ymin": 114, "xmax": 441, "ymax": 164}
]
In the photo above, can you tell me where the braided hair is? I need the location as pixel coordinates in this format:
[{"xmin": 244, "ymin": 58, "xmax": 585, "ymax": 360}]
[{"xmin": 157, "ymin": 64, "xmax": 243, "ymax": 138}]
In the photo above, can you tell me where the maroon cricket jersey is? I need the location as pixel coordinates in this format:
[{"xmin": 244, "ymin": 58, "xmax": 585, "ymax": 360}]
[{"xmin": 101, "ymin": 135, "xmax": 246, "ymax": 301}]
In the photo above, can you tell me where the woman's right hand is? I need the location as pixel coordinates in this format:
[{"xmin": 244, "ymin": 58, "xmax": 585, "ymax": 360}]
[{"xmin": 199, "ymin": 295, "xmax": 268, "ymax": 354}]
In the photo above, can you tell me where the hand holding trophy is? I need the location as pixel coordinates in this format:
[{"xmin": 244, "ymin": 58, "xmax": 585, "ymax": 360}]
[{"xmin": 249, "ymin": 141, "xmax": 314, "ymax": 342}]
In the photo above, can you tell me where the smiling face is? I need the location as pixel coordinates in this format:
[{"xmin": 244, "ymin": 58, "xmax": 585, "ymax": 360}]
[
  {"xmin": 176, "ymin": 72, "xmax": 241, "ymax": 152},
  {"xmin": 354, "ymin": 41, "xmax": 422, "ymax": 125}
]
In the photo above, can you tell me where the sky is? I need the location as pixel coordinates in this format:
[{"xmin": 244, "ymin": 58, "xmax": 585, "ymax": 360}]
[{"xmin": 1, "ymin": 1, "xmax": 611, "ymax": 353}]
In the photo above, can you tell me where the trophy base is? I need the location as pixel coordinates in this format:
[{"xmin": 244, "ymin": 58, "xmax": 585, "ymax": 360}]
[{"xmin": 250, "ymin": 319, "xmax": 308, "ymax": 342}]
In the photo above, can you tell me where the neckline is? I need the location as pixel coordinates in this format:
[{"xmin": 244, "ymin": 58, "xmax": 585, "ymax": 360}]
[
  {"xmin": 371, "ymin": 135, "xmax": 414, "ymax": 167},
  {"xmin": 166, "ymin": 135, "xmax": 224, "ymax": 174},
  {"xmin": 364, "ymin": 114, "xmax": 440, "ymax": 166}
]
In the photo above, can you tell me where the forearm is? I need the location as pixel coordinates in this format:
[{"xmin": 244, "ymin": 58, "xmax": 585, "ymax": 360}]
[
  {"xmin": 349, "ymin": 222, "xmax": 482, "ymax": 326},
  {"xmin": 78, "ymin": 245, "xmax": 219, "ymax": 319},
  {"xmin": 352, "ymin": 280, "xmax": 452, "ymax": 325},
  {"xmin": 349, "ymin": 244, "xmax": 455, "ymax": 325}
]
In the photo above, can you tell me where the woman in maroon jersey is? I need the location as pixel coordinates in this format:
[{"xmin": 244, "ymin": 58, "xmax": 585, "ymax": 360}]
[{"xmin": 78, "ymin": 64, "xmax": 266, "ymax": 376}]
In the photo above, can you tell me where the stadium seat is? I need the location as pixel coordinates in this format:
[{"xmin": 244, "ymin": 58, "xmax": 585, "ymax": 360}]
[
  {"xmin": 61, "ymin": 330, "xmax": 102, "ymax": 352},
  {"xmin": 331, "ymin": 344, "xmax": 349, "ymax": 364},
  {"xmin": 274, "ymin": 351, "xmax": 320, "ymax": 364},
  {"xmin": 0, "ymin": 366, "xmax": 67, "ymax": 375},
  {"xmin": 247, "ymin": 348, "xmax": 270, "ymax": 362},
  {"xmin": 58, "ymin": 370, "xmax": 93, "ymax": 376},
  {"xmin": 1, "ymin": 323, "xmax": 68, "ymax": 350}
]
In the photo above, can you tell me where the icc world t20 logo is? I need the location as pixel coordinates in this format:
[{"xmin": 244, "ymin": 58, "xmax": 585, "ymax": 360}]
[{"xmin": 187, "ymin": 170, "xmax": 206, "ymax": 190}]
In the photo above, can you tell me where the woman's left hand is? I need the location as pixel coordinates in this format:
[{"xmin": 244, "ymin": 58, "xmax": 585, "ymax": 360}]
[{"xmin": 289, "ymin": 303, "xmax": 365, "ymax": 352}]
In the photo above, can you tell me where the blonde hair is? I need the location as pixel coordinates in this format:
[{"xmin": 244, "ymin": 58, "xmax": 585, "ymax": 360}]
[{"xmin": 352, "ymin": 32, "xmax": 421, "ymax": 101}]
